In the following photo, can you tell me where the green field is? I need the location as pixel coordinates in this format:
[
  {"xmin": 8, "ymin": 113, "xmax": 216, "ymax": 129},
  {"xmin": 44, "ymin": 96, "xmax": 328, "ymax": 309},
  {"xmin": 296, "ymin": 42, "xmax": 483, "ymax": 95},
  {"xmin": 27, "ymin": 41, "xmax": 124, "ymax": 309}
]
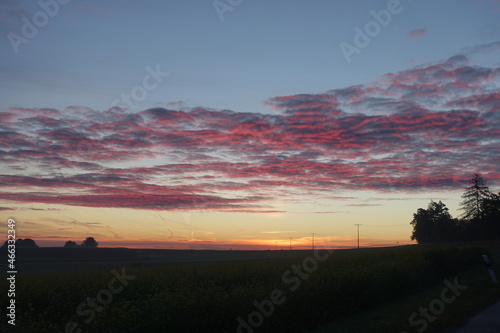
[{"xmin": 1, "ymin": 243, "xmax": 499, "ymax": 332}]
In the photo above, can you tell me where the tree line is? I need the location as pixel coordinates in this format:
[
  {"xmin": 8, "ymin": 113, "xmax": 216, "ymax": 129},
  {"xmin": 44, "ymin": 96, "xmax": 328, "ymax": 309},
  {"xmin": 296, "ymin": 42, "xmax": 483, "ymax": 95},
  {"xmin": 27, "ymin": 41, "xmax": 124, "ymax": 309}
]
[
  {"xmin": 411, "ymin": 174, "xmax": 500, "ymax": 243},
  {"xmin": 64, "ymin": 237, "xmax": 99, "ymax": 248},
  {"xmin": 2, "ymin": 237, "xmax": 99, "ymax": 248}
]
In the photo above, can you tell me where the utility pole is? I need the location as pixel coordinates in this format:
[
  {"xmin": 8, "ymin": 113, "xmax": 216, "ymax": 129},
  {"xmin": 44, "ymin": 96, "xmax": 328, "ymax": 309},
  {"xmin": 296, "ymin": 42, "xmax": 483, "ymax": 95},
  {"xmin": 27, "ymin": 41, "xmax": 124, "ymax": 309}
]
[
  {"xmin": 354, "ymin": 224, "xmax": 362, "ymax": 249},
  {"xmin": 289, "ymin": 237, "xmax": 292, "ymax": 251},
  {"xmin": 311, "ymin": 233, "xmax": 316, "ymax": 251}
]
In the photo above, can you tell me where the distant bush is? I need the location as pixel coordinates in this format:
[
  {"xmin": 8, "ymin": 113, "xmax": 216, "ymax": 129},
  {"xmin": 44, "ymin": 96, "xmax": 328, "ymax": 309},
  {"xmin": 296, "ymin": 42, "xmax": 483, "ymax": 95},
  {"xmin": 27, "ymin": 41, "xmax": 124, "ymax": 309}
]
[
  {"xmin": 81, "ymin": 237, "xmax": 98, "ymax": 248},
  {"xmin": 1, "ymin": 238, "xmax": 39, "ymax": 248}
]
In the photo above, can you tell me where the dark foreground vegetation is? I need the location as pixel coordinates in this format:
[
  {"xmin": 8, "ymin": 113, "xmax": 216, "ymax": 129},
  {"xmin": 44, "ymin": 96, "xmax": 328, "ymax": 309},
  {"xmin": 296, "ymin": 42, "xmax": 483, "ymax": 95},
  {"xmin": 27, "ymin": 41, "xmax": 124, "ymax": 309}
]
[{"xmin": 1, "ymin": 243, "xmax": 498, "ymax": 332}]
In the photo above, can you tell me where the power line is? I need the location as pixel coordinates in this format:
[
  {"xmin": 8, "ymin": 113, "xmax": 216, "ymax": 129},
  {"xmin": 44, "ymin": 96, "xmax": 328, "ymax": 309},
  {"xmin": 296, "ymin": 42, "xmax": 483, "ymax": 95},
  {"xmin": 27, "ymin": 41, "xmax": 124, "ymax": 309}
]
[
  {"xmin": 354, "ymin": 224, "xmax": 362, "ymax": 249},
  {"xmin": 363, "ymin": 224, "xmax": 407, "ymax": 227}
]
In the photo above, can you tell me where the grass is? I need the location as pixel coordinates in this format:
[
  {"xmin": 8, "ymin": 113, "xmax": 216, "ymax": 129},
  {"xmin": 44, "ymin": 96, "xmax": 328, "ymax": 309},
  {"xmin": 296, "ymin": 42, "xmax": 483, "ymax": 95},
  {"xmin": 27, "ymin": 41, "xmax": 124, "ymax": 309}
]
[
  {"xmin": 1, "ymin": 243, "xmax": 498, "ymax": 332},
  {"xmin": 309, "ymin": 263, "xmax": 500, "ymax": 333}
]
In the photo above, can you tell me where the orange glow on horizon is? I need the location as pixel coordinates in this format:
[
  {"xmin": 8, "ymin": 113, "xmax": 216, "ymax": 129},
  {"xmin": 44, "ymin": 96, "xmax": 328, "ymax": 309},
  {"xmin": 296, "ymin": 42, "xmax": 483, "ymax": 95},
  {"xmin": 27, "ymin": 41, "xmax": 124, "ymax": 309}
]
[{"xmin": 30, "ymin": 236, "xmax": 414, "ymax": 250}]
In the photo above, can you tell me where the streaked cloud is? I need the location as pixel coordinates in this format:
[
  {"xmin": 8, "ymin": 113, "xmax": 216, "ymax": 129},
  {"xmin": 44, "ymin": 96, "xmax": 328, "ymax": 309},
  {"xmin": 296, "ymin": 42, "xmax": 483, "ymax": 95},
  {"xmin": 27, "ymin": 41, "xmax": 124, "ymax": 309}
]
[{"xmin": 1, "ymin": 43, "xmax": 499, "ymax": 213}]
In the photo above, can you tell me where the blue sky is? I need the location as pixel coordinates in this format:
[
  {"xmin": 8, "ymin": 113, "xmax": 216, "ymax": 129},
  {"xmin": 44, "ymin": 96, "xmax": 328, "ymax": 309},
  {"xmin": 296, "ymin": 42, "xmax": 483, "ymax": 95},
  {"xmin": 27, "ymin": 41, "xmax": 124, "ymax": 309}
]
[
  {"xmin": 2, "ymin": 0, "xmax": 499, "ymax": 113},
  {"xmin": 1, "ymin": 0, "xmax": 499, "ymax": 249}
]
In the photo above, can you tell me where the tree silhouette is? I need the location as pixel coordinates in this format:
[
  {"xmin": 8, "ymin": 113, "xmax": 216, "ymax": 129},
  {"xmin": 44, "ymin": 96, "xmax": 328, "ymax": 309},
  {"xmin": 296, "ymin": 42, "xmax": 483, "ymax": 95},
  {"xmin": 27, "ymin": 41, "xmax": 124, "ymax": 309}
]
[
  {"xmin": 18, "ymin": 238, "xmax": 39, "ymax": 248},
  {"xmin": 460, "ymin": 173, "xmax": 490, "ymax": 221},
  {"xmin": 64, "ymin": 240, "xmax": 78, "ymax": 248},
  {"xmin": 411, "ymin": 201, "xmax": 456, "ymax": 243},
  {"xmin": 480, "ymin": 191, "xmax": 500, "ymax": 240},
  {"xmin": 81, "ymin": 237, "xmax": 98, "ymax": 248},
  {"xmin": 2, "ymin": 238, "xmax": 39, "ymax": 248}
]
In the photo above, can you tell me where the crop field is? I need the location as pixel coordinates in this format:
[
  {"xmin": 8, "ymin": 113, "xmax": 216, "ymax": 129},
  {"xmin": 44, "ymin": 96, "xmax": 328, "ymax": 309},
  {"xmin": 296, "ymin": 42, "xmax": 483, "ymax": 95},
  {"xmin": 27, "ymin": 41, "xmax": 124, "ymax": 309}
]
[{"xmin": 1, "ymin": 244, "xmax": 499, "ymax": 333}]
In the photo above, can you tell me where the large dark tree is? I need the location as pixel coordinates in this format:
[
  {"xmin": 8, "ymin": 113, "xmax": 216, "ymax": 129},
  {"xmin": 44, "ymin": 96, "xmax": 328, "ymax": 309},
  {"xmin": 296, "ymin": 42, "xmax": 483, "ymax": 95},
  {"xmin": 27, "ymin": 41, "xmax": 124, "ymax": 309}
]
[
  {"xmin": 481, "ymin": 191, "xmax": 500, "ymax": 240},
  {"xmin": 81, "ymin": 237, "xmax": 98, "ymax": 248},
  {"xmin": 460, "ymin": 173, "xmax": 490, "ymax": 221},
  {"xmin": 411, "ymin": 206, "xmax": 433, "ymax": 244},
  {"xmin": 458, "ymin": 174, "xmax": 500, "ymax": 240},
  {"xmin": 411, "ymin": 201, "xmax": 457, "ymax": 244}
]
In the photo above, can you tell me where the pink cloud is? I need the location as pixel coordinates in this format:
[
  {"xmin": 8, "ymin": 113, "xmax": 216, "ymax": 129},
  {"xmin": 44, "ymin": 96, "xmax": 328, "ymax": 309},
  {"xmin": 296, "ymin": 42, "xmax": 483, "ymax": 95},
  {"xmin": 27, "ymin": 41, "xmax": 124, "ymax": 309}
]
[
  {"xmin": 1, "ymin": 43, "xmax": 499, "ymax": 212},
  {"xmin": 407, "ymin": 28, "xmax": 427, "ymax": 39}
]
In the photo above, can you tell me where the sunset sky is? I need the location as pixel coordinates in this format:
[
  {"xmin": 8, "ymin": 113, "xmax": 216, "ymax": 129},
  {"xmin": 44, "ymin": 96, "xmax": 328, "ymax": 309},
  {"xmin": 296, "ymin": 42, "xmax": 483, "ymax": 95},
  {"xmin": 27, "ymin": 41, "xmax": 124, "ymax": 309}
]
[{"xmin": 1, "ymin": 0, "xmax": 499, "ymax": 249}]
